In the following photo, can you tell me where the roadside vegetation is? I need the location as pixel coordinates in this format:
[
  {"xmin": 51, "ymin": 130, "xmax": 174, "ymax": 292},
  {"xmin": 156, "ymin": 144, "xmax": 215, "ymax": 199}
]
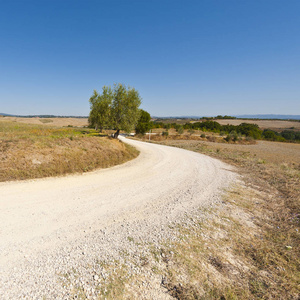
[
  {"xmin": 0, "ymin": 121, "xmax": 139, "ymax": 182},
  {"xmin": 144, "ymin": 138, "xmax": 300, "ymax": 299},
  {"xmin": 151, "ymin": 120, "xmax": 300, "ymax": 143}
]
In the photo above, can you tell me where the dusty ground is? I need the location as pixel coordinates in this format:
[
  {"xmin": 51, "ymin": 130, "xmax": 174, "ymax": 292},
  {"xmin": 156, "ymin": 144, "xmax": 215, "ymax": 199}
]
[
  {"xmin": 0, "ymin": 137, "xmax": 236, "ymax": 299},
  {"xmin": 215, "ymin": 119, "xmax": 300, "ymax": 131}
]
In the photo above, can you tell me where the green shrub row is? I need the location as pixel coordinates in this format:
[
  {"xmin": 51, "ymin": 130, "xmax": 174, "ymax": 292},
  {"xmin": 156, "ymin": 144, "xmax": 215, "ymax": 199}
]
[{"xmin": 151, "ymin": 120, "xmax": 300, "ymax": 142}]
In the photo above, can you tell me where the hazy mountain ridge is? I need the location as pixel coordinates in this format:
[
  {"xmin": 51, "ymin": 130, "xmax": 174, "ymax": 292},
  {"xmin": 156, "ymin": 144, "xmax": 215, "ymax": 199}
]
[
  {"xmin": 153, "ymin": 114, "xmax": 300, "ymax": 120},
  {"xmin": 1, "ymin": 113, "xmax": 299, "ymax": 120},
  {"xmin": 235, "ymin": 114, "xmax": 300, "ymax": 120}
]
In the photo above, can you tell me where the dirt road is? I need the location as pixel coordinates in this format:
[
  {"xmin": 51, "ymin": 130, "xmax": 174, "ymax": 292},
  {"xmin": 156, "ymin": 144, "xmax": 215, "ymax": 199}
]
[{"xmin": 0, "ymin": 138, "xmax": 236, "ymax": 299}]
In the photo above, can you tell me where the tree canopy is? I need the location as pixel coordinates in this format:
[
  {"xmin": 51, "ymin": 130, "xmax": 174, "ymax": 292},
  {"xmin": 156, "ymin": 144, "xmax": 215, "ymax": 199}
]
[
  {"xmin": 88, "ymin": 84, "xmax": 142, "ymax": 138},
  {"xmin": 135, "ymin": 109, "xmax": 151, "ymax": 135}
]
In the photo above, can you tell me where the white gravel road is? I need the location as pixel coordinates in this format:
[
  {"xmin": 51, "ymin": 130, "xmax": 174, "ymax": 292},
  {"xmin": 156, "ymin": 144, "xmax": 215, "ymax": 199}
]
[{"xmin": 0, "ymin": 138, "xmax": 236, "ymax": 299}]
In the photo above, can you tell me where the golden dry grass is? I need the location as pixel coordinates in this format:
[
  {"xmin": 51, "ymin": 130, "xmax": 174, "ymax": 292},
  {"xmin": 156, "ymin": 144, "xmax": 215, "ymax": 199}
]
[
  {"xmin": 0, "ymin": 121, "xmax": 138, "ymax": 182},
  {"xmin": 215, "ymin": 119, "xmax": 300, "ymax": 132},
  {"xmin": 156, "ymin": 139, "xmax": 300, "ymax": 165},
  {"xmin": 139, "ymin": 127, "xmax": 256, "ymax": 144},
  {"xmin": 0, "ymin": 116, "xmax": 88, "ymax": 127},
  {"xmin": 149, "ymin": 138, "xmax": 300, "ymax": 299}
]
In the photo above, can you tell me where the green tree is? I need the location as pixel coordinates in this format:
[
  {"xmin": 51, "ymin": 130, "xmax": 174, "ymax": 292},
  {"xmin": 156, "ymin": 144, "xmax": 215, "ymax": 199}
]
[
  {"xmin": 88, "ymin": 84, "xmax": 142, "ymax": 138},
  {"xmin": 237, "ymin": 123, "xmax": 262, "ymax": 139},
  {"xmin": 88, "ymin": 87, "xmax": 112, "ymax": 132},
  {"xmin": 177, "ymin": 125, "xmax": 184, "ymax": 135},
  {"xmin": 262, "ymin": 129, "xmax": 277, "ymax": 140},
  {"xmin": 111, "ymin": 84, "xmax": 142, "ymax": 138},
  {"xmin": 135, "ymin": 109, "xmax": 151, "ymax": 135}
]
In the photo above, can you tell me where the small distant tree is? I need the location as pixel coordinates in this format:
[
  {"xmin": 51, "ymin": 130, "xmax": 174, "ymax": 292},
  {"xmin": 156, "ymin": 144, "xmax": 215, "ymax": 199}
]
[
  {"xmin": 162, "ymin": 130, "xmax": 169, "ymax": 137},
  {"xmin": 88, "ymin": 83, "xmax": 142, "ymax": 138},
  {"xmin": 262, "ymin": 129, "xmax": 277, "ymax": 140},
  {"xmin": 135, "ymin": 109, "xmax": 151, "ymax": 135},
  {"xmin": 177, "ymin": 126, "xmax": 184, "ymax": 135},
  {"xmin": 237, "ymin": 123, "xmax": 262, "ymax": 139}
]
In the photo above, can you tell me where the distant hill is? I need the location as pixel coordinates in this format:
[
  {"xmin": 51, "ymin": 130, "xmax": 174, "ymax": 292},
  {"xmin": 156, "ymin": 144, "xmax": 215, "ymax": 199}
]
[
  {"xmin": 153, "ymin": 114, "xmax": 300, "ymax": 120},
  {"xmin": 235, "ymin": 114, "xmax": 300, "ymax": 120}
]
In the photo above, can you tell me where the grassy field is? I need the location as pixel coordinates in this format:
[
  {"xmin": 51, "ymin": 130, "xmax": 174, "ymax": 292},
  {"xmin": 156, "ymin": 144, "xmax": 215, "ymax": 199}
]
[
  {"xmin": 0, "ymin": 116, "xmax": 89, "ymax": 127},
  {"xmin": 215, "ymin": 119, "xmax": 300, "ymax": 132},
  {"xmin": 152, "ymin": 117, "xmax": 300, "ymax": 132},
  {"xmin": 0, "ymin": 120, "xmax": 138, "ymax": 182},
  {"xmin": 3, "ymin": 115, "xmax": 299, "ymax": 132},
  {"xmin": 144, "ymin": 137, "xmax": 300, "ymax": 299}
]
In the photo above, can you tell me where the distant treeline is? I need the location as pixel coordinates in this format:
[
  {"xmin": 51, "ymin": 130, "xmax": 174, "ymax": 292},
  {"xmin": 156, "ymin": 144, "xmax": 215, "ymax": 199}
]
[
  {"xmin": 215, "ymin": 115, "xmax": 237, "ymax": 119},
  {"xmin": 151, "ymin": 120, "xmax": 300, "ymax": 142}
]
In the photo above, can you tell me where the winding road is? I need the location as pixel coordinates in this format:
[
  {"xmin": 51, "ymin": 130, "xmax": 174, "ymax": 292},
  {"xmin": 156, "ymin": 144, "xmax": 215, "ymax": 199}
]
[{"xmin": 0, "ymin": 138, "xmax": 236, "ymax": 298}]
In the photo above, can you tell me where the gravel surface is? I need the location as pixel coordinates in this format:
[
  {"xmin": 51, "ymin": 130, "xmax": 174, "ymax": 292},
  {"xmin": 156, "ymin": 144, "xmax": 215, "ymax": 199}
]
[{"xmin": 0, "ymin": 137, "xmax": 236, "ymax": 299}]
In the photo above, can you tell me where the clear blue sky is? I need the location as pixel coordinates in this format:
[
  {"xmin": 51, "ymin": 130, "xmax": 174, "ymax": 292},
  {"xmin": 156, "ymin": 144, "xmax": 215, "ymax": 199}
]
[{"xmin": 0, "ymin": 0, "xmax": 299, "ymax": 116}]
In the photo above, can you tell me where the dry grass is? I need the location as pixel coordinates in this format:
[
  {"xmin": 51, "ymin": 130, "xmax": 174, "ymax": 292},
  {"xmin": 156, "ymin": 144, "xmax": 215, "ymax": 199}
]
[
  {"xmin": 0, "ymin": 116, "xmax": 88, "ymax": 127},
  {"xmin": 155, "ymin": 139, "xmax": 300, "ymax": 165},
  {"xmin": 0, "ymin": 121, "xmax": 139, "ymax": 182},
  {"xmin": 137, "ymin": 129, "xmax": 256, "ymax": 145},
  {"xmin": 215, "ymin": 119, "xmax": 300, "ymax": 132},
  {"xmin": 149, "ymin": 138, "xmax": 300, "ymax": 299}
]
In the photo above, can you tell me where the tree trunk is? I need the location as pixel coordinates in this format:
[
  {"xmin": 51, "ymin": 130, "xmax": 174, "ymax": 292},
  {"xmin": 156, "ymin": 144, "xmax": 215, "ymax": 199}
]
[{"xmin": 113, "ymin": 129, "xmax": 120, "ymax": 139}]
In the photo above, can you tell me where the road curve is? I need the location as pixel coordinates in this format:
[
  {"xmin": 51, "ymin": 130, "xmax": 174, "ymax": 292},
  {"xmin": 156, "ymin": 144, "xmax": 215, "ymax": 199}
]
[{"xmin": 0, "ymin": 137, "xmax": 236, "ymax": 298}]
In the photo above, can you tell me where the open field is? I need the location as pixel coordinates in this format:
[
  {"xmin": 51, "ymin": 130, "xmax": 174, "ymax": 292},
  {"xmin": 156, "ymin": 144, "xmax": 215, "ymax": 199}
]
[
  {"xmin": 0, "ymin": 116, "xmax": 89, "ymax": 127},
  {"xmin": 215, "ymin": 119, "xmax": 300, "ymax": 132},
  {"xmin": 0, "ymin": 120, "xmax": 138, "ymax": 182},
  {"xmin": 2, "ymin": 115, "xmax": 300, "ymax": 132},
  {"xmin": 152, "ymin": 117, "xmax": 300, "ymax": 132},
  {"xmin": 155, "ymin": 139, "xmax": 300, "ymax": 165},
  {"xmin": 146, "ymin": 137, "xmax": 300, "ymax": 299}
]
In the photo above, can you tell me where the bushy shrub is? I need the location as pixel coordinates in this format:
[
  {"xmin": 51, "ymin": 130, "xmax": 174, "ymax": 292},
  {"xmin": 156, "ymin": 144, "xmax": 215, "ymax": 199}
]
[
  {"xmin": 224, "ymin": 135, "xmax": 231, "ymax": 142},
  {"xmin": 135, "ymin": 109, "xmax": 151, "ymax": 135},
  {"xmin": 262, "ymin": 130, "xmax": 278, "ymax": 140},
  {"xmin": 177, "ymin": 126, "xmax": 184, "ymax": 135}
]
